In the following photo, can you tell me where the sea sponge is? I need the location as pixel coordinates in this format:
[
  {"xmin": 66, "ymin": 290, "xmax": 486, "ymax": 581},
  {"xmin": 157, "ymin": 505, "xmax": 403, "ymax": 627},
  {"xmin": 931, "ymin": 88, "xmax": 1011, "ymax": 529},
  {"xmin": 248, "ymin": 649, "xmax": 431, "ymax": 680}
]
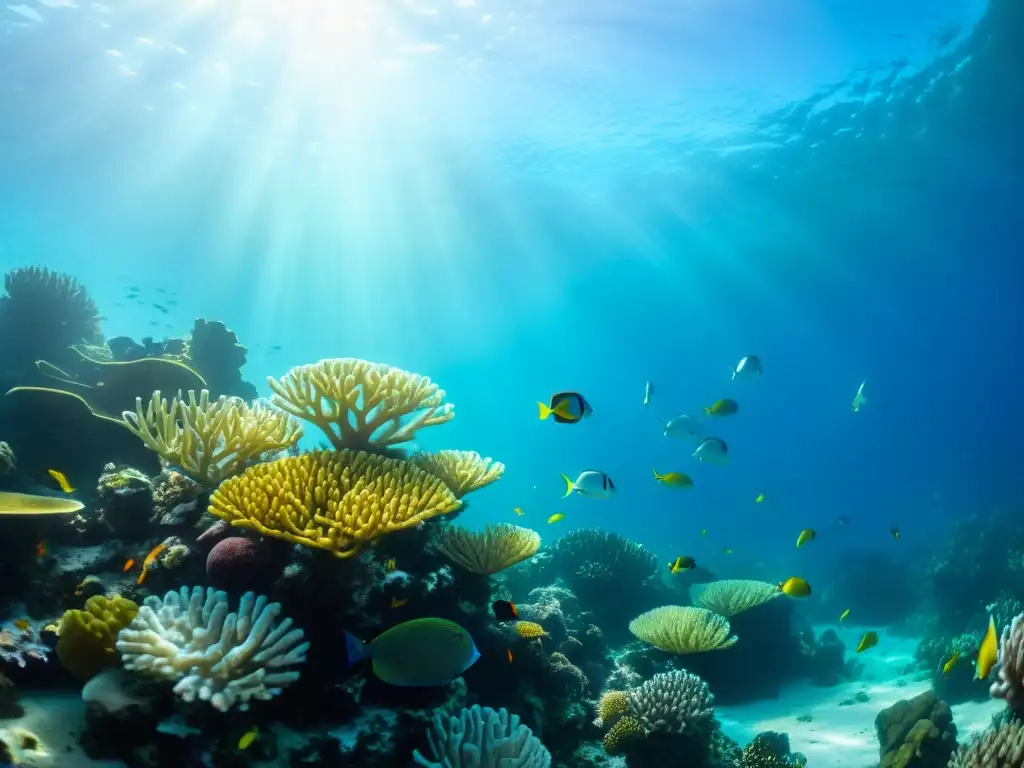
[
  {"xmin": 627, "ymin": 670, "xmax": 715, "ymax": 736},
  {"xmin": 628, "ymin": 606, "xmax": 738, "ymax": 653},
  {"xmin": 949, "ymin": 717, "xmax": 1024, "ymax": 767},
  {"xmin": 992, "ymin": 612, "xmax": 1024, "ymax": 714},
  {"xmin": 116, "ymin": 586, "xmax": 308, "ymax": 712},
  {"xmin": 596, "ymin": 691, "xmax": 629, "ymax": 728},
  {"xmin": 268, "ymin": 358, "xmax": 454, "ymax": 449},
  {"xmin": 435, "ymin": 523, "xmax": 540, "ymax": 575},
  {"xmin": 55, "ymin": 595, "xmax": 140, "ymax": 681},
  {"xmin": 603, "ymin": 715, "xmax": 644, "ymax": 755},
  {"xmin": 689, "ymin": 579, "xmax": 781, "ymax": 618},
  {"xmin": 122, "ymin": 389, "xmax": 303, "ymax": 487},
  {"xmin": 208, "ymin": 449, "xmax": 461, "ymax": 558},
  {"xmin": 413, "ymin": 705, "xmax": 551, "ymax": 768},
  {"xmin": 514, "ymin": 621, "xmax": 548, "ymax": 640},
  {"xmin": 206, "ymin": 537, "xmax": 270, "ymax": 590},
  {"xmin": 412, "ymin": 450, "xmax": 505, "ymax": 498}
]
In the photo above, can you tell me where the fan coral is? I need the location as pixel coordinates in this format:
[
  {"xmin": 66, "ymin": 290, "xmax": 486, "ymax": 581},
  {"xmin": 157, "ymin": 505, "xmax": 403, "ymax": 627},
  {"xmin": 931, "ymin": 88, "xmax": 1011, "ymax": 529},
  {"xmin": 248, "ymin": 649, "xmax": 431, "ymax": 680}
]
[
  {"xmin": 115, "ymin": 586, "xmax": 309, "ymax": 712},
  {"xmin": 208, "ymin": 449, "xmax": 461, "ymax": 558},
  {"xmin": 949, "ymin": 717, "xmax": 1024, "ymax": 767},
  {"xmin": 435, "ymin": 524, "xmax": 541, "ymax": 575},
  {"xmin": 689, "ymin": 580, "xmax": 781, "ymax": 618},
  {"xmin": 628, "ymin": 606, "xmax": 738, "ymax": 653},
  {"xmin": 123, "ymin": 389, "xmax": 302, "ymax": 487},
  {"xmin": 514, "ymin": 621, "xmax": 548, "ymax": 640},
  {"xmin": 596, "ymin": 691, "xmax": 629, "ymax": 728},
  {"xmin": 992, "ymin": 612, "xmax": 1024, "ymax": 714},
  {"xmin": 55, "ymin": 595, "xmax": 139, "ymax": 681},
  {"xmin": 413, "ymin": 705, "xmax": 551, "ymax": 768},
  {"xmin": 603, "ymin": 715, "xmax": 644, "ymax": 755},
  {"xmin": 268, "ymin": 358, "xmax": 454, "ymax": 449},
  {"xmin": 627, "ymin": 670, "xmax": 715, "ymax": 736},
  {"xmin": 412, "ymin": 450, "xmax": 505, "ymax": 498}
]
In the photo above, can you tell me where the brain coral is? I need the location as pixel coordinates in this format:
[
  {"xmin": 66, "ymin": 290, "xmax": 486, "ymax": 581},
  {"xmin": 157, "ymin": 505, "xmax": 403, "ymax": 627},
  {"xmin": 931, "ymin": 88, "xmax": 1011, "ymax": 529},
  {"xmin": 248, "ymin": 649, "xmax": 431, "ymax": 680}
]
[{"xmin": 55, "ymin": 595, "xmax": 139, "ymax": 681}]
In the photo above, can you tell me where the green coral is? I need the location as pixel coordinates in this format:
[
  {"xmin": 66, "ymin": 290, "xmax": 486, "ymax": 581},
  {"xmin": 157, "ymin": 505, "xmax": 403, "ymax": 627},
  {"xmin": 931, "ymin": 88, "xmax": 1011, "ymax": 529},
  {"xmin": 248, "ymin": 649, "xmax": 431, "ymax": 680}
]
[{"xmin": 55, "ymin": 595, "xmax": 139, "ymax": 681}]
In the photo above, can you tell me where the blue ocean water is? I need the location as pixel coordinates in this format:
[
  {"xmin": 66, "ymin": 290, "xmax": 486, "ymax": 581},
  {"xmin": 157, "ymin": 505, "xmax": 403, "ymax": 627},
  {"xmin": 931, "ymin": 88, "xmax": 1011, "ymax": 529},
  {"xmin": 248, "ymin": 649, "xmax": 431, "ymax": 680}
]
[{"xmin": 0, "ymin": 0, "xmax": 1022, "ymax": 764}]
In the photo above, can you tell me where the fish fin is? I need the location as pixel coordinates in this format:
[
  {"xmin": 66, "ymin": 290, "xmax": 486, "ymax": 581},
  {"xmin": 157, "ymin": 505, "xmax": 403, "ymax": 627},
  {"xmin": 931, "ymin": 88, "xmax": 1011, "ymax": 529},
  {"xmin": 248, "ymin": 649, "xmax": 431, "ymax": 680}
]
[
  {"xmin": 652, "ymin": 469, "xmax": 661, "ymax": 481},
  {"xmin": 537, "ymin": 401, "xmax": 552, "ymax": 420},
  {"xmin": 703, "ymin": 407, "xmax": 712, "ymax": 416},
  {"xmin": 560, "ymin": 473, "xmax": 575, "ymax": 498},
  {"xmin": 344, "ymin": 631, "xmax": 370, "ymax": 666}
]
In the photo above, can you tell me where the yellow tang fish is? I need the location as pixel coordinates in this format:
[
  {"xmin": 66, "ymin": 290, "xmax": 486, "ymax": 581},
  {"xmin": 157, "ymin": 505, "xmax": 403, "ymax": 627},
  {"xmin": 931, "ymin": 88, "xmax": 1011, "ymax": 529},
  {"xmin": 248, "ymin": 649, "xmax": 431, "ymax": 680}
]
[
  {"xmin": 48, "ymin": 469, "xmax": 74, "ymax": 493},
  {"xmin": 796, "ymin": 528, "xmax": 816, "ymax": 548},
  {"xmin": 942, "ymin": 652, "xmax": 960, "ymax": 676},
  {"xmin": 777, "ymin": 577, "xmax": 811, "ymax": 598},
  {"xmin": 652, "ymin": 469, "xmax": 693, "ymax": 488},
  {"xmin": 390, "ymin": 597, "xmax": 408, "ymax": 609},
  {"xmin": 547, "ymin": 513, "xmax": 565, "ymax": 524},
  {"xmin": 704, "ymin": 398, "xmax": 739, "ymax": 417},
  {"xmin": 238, "ymin": 726, "xmax": 259, "ymax": 750},
  {"xmin": 839, "ymin": 609, "xmax": 851, "ymax": 623},
  {"xmin": 976, "ymin": 615, "xmax": 999, "ymax": 680},
  {"xmin": 384, "ymin": 558, "xmax": 396, "ymax": 572},
  {"xmin": 755, "ymin": 493, "xmax": 765, "ymax": 503},
  {"xmin": 856, "ymin": 631, "xmax": 879, "ymax": 653},
  {"xmin": 513, "ymin": 507, "xmax": 524, "ymax": 516}
]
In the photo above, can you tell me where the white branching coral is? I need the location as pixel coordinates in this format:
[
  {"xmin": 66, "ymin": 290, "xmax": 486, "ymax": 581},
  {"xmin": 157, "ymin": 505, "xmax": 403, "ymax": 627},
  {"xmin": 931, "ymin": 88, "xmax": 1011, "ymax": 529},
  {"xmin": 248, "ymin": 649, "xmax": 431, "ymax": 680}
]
[
  {"xmin": 627, "ymin": 670, "xmax": 715, "ymax": 736},
  {"xmin": 413, "ymin": 705, "xmax": 551, "ymax": 768},
  {"xmin": 115, "ymin": 587, "xmax": 309, "ymax": 712}
]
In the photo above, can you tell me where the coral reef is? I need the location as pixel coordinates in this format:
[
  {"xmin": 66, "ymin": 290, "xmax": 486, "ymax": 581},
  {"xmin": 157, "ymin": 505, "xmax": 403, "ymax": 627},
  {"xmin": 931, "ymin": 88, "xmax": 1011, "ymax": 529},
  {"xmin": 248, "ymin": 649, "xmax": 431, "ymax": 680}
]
[
  {"xmin": 412, "ymin": 705, "xmax": 551, "ymax": 767},
  {"xmin": 874, "ymin": 690, "xmax": 956, "ymax": 768},
  {"xmin": 186, "ymin": 318, "xmax": 259, "ymax": 401},
  {"xmin": 412, "ymin": 450, "xmax": 505, "ymax": 498},
  {"xmin": 689, "ymin": 580, "xmax": 781, "ymax": 618},
  {"xmin": 949, "ymin": 715, "xmax": 1024, "ymax": 767},
  {"xmin": 628, "ymin": 606, "xmax": 738, "ymax": 654},
  {"xmin": 436, "ymin": 523, "xmax": 541, "ymax": 575},
  {"xmin": 993, "ymin": 612, "xmax": 1024, "ymax": 715},
  {"xmin": 55, "ymin": 595, "xmax": 139, "ymax": 681}
]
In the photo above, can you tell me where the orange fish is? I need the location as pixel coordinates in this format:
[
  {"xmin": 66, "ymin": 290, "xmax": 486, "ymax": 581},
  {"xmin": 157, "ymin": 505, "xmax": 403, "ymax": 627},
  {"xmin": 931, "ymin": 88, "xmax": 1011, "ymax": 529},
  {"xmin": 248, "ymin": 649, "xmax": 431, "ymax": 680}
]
[
  {"xmin": 507, "ymin": 649, "xmax": 513, "ymax": 664},
  {"xmin": 14, "ymin": 619, "xmax": 29, "ymax": 631},
  {"xmin": 137, "ymin": 544, "xmax": 167, "ymax": 585},
  {"xmin": 123, "ymin": 558, "xmax": 136, "ymax": 573},
  {"xmin": 390, "ymin": 597, "xmax": 408, "ymax": 609},
  {"xmin": 35, "ymin": 539, "xmax": 47, "ymax": 560}
]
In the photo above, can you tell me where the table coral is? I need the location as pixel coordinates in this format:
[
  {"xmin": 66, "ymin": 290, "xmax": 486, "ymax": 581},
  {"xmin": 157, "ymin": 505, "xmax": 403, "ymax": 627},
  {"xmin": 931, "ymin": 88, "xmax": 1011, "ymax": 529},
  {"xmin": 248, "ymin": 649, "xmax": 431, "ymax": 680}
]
[
  {"xmin": 628, "ymin": 606, "xmax": 738, "ymax": 654},
  {"xmin": 689, "ymin": 579, "xmax": 782, "ymax": 618},
  {"xmin": 208, "ymin": 448, "xmax": 461, "ymax": 558}
]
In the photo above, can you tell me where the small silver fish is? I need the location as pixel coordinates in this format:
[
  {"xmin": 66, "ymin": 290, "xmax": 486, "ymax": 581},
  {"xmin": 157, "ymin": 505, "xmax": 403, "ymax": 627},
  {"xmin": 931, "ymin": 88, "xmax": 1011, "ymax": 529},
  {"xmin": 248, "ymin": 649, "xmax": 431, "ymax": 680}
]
[
  {"xmin": 643, "ymin": 381, "xmax": 653, "ymax": 407},
  {"xmin": 693, "ymin": 437, "xmax": 729, "ymax": 464},
  {"xmin": 732, "ymin": 355, "xmax": 762, "ymax": 380},
  {"xmin": 661, "ymin": 414, "xmax": 703, "ymax": 444},
  {"xmin": 560, "ymin": 470, "xmax": 616, "ymax": 499}
]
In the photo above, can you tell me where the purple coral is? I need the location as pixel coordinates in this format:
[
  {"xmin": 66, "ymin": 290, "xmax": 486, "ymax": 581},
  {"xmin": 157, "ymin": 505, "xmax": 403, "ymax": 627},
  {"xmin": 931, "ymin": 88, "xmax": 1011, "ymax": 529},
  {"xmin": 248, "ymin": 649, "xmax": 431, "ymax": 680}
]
[
  {"xmin": 991, "ymin": 612, "xmax": 1024, "ymax": 713},
  {"xmin": 206, "ymin": 537, "xmax": 271, "ymax": 590}
]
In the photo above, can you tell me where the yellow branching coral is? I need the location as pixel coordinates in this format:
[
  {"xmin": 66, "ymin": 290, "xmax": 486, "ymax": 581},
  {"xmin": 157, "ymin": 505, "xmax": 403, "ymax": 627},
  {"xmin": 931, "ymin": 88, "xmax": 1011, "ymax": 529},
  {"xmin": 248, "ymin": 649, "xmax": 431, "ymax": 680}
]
[
  {"xmin": 267, "ymin": 358, "xmax": 454, "ymax": 449},
  {"xmin": 603, "ymin": 715, "xmax": 644, "ymax": 755},
  {"xmin": 514, "ymin": 621, "xmax": 548, "ymax": 640},
  {"xmin": 208, "ymin": 449, "xmax": 461, "ymax": 559},
  {"xmin": 55, "ymin": 595, "xmax": 139, "ymax": 681},
  {"xmin": 412, "ymin": 450, "xmax": 505, "ymax": 498},
  {"xmin": 688, "ymin": 579, "xmax": 781, "ymax": 618},
  {"xmin": 435, "ymin": 523, "xmax": 540, "ymax": 575},
  {"xmin": 628, "ymin": 606, "xmax": 738, "ymax": 654},
  {"xmin": 122, "ymin": 389, "xmax": 303, "ymax": 487},
  {"xmin": 597, "ymin": 691, "xmax": 629, "ymax": 728}
]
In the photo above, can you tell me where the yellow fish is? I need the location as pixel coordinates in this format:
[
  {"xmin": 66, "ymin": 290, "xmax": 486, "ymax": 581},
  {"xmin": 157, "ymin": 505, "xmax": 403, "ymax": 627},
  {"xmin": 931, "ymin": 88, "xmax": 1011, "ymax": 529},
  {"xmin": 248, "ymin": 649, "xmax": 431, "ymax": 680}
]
[
  {"xmin": 839, "ymin": 609, "xmax": 850, "ymax": 623},
  {"xmin": 668, "ymin": 555, "xmax": 697, "ymax": 574},
  {"xmin": 513, "ymin": 507, "xmax": 524, "ymax": 516},
  {"xmin": 777, "ymin": 577, "xmax": 812, "ymax": 598},
  {"xmin": 384, "ymin": 558, "xmax": 396, "ymax": 572},
  {"xmin": 14, "ymin": 619, "xmax": 29, "ymax": 631},
  {"xmin": 795, "ymin": 528, "xmax": 816, "ymax": 548},
  {"xmin": 856, "ymin": 631, "xmax": 879, "ymax": 653},
  {"xmin": 390, "ymin": 597, "xmax": 408, "ymax": 609},
  {"xmin": 755, "ymin": 493, "xmax": 765, "ymax": 503},
  {"xmin": 976, "ymin": 615, "xmax": 998, "ymax": 680},
  {"xmin": 48, "ymin": 469, "xmax": 74, "ymax": 493},
  {"xmin": 238, "ymin": 727, "xmax": 258, "ymax": 750},
  {"xmin": 942, "ymin": 652, "xmax": 960, "ymax": 676},
  {"xmin": 652, "ymin": 469, "xmax": 693, "ymax": 488},
  {"xmin": 721, "ymin": 547, "xmax": 733, "ymax": 555},
  {"xmin": 704, "ymin": 398, "xmax": 739, "ymax": 417},
  {"xmin": 547, "ymin": 513, "xmax": 565, "ymax": 524}
]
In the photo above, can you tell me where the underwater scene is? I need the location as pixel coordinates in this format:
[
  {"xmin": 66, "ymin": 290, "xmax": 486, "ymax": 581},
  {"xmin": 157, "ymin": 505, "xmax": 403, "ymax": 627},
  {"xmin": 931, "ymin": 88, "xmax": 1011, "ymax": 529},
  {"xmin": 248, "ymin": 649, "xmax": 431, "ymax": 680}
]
[{"xmin": 0, "ymin": 0, "xmax": 1022, "ymax": 766}]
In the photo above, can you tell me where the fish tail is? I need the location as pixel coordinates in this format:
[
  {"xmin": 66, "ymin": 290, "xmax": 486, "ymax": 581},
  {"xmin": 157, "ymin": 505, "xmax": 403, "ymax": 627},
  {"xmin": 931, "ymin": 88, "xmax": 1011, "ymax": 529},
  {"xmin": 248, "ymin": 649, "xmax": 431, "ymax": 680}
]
[
  {"xmin": 344, "ymin": 631, "xmax": 370, "ymax": 666},
  {"xmin": 703, "ymin": 407, "xmax": 712, "ymax": 416},
  {"xmin": 537, "ymin": 401, "xmax": 552, "ymax": 420},
  {"xmin": 652, "ymin": 469, "xmax": 662, "ymax": 481},
  {"xmin": 560, "ymin": 473, "xmax": 575, "ymax": 499}
]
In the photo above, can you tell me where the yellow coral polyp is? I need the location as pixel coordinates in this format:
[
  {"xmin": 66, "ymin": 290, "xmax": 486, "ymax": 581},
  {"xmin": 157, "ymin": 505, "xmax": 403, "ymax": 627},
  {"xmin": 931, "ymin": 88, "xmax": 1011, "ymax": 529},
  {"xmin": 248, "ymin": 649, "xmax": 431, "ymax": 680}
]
[
  {"xmin": 412, "ymin": 450, "xmax": 505, "ymax": 498},
  {"xmin": 603, "ymin": 715, "xmax": 643, "ymax": 755},
  {"xmin": 514, "ymin": 621, "xmax": 548, "ymax": 640},
  {"xmin": 208, "ymin": 449, "xmax": 462, "ymax": 558},
  {"xmin": 55, "ymin": 595, "xmax": 139, "ymax": 681},
  {"xmin": 598, "ymin": 691, "xmax": 629, "ymax": 723}
]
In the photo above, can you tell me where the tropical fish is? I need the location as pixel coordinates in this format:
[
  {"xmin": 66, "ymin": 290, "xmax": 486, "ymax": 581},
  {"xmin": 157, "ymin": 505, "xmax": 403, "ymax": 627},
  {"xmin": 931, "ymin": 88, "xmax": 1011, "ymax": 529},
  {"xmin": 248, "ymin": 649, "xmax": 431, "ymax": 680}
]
[
  {"xmin": 390, "ymin": 597, "xmax": 408, "ymax": 609},
  {"xmin": 560, "ymin": 470, "xmax": 615, "ymax": 499},
  {"xmin": 122, "ymin": 558, "xmax": 135, "ymax": 572},
  {"xmin": 344, "ymin": 618, "xmax": 481, "ymax": 687},
  {"xmin": 47, "ymin": 469, "xmax": 75, "ymax": 493},
  {"xmin": 643, "ymin": 381, "xmax": 653, "ymax": 406},
  {"xmin": 693, "ymin": 438, "xmax": 729, "ymax": 464},
  {"xmin": 704, "ymin": 398, "xmax": 739, "ymax": 417},
  {"xmin": 538, "ymin": 392, "xmax": 592, "ymax": 424},
  {"xmin": 668, "ymin": 556, "xmax": 696, "ymax": 574},
  {"xmin": 976, "ymin": 616, "xmax": 998, "ymax": 680},
  {"xmin": 856, "ymin": 631, "xmax": 879, "ymax": 653},
  {"xmin": 35, "ymin": 539, "xmax": 47, "ymax": 560},
  {"xmin": 700, "ymin": 528, "xmax": 708, "ymax": 536},
  {"xmin": 721, "ymin": 547, "xmax": 734, "ymax": 555},
  {"xmin": 731, "ymin": 355, "xmax": 762, "ymax": 380},
  {"xmin": 14, "ymin": 619, "xmax": 29, "ymax": 631},
  {"xmin": 942, "ymin": 652, "xmax": 960, "ymax": 676},
  {"xmin": 660, "ymin": 414, "xmax": 704, "ymax": 444},
  {"xmin": 652, "ymin": 469, "xmax": 693, "ymax": 488},
  {"xmin": 238, "ymin": 727, "xmax": 258, "ymax": 750},
  {"xmin": 852, "ymin": 379, "xmax": 867, "ymax": 412},
  {"xmin": 507, "ymin": 649, "xmax": 513, "ymax": 664},
  {"xmin": 384, "ymin": 558, "xmax": 396, "ymax": 572},
  {"xmin": 890, "ymin": 524, "xmax": 901, "ymax": 542},
  {"xmin": 755, "ymin": 493, "xmax": 765, "ymax": 503},
  {"xmin": 796, "ymin": 529, "xmax": 816, "ymax": 548},
  {"xmin": 137, "ymin": 543, "xmax": 167, "ymax": 585},
  {"xmin": 839, "ymin": 609, "xmax": 851, "ymax": 623},
  {"xmin": 547, "ymin": 513, "xmax": 565, "ymax": 524},
  {"xmin": 513, "ymin": 507, "xmax": 524, "ymax": 516},
  {"xmin": 492, "ymin": 600, "xmax": 519, "ymax": 621},
  {"xmin": 778, "ymin": 577, "xmax": 812, "ymax": 598}
]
